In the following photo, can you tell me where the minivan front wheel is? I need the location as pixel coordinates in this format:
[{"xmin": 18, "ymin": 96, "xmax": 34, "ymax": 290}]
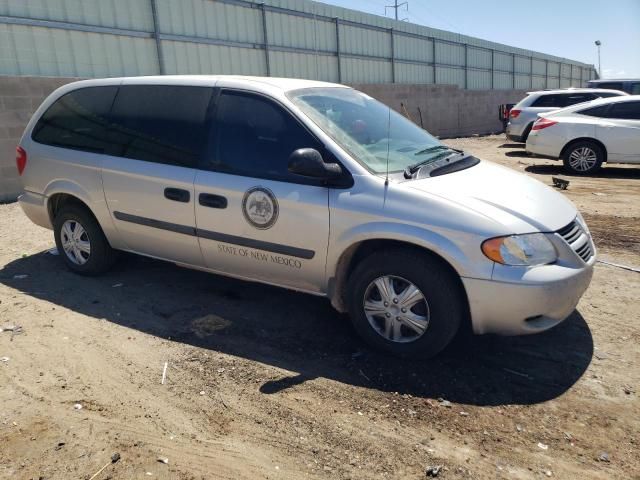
[
  {"xmin": 347, "ymin": 249, "xmax": 463, "ymax": 358},
  {"xmin": 563, "ymin": 140, "xmax": 604, "ymax": 175},
  {"xmin": 53, "ymin": 205, "xmax": 116, "ymax": 275}
]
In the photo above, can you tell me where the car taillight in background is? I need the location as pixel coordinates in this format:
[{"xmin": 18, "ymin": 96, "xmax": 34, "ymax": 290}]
[
  {"xmin": 509, "ymin": 109, "xmax": 521, "ymax": 119},
  {"xmin": 532, "ymin": 118, "xmax": 558, "ymax": 131},
  {"xmin": 16, "ymin": 146, "xmax": 27, "ymax": 175}
]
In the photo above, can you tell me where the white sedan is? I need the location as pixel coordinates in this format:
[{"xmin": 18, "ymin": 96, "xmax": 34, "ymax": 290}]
[{"xmin": 526, "ymin": 95, "xmax": 640, "ymax": 174}]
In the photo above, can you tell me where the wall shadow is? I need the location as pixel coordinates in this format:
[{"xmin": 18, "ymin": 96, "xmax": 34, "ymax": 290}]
[
  {"xmin": 0, "ymin": 251, "xmax": 593, "ymax": 406},
  {"xmin": 526, "ymin": 164, "xmax": 640, "ymax": 180}
]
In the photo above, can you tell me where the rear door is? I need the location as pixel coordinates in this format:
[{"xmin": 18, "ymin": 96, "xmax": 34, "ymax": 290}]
[
  {"xmin": 193, "ymin": 89, "xmax": 330, "ymax": 293},
  {"xmin": 101, "ymin": 84, "xmax": 214, "ymax": 265},
  {"xmin": 595, "ymin": 101, "xmax": 640, "ymax": 163}
]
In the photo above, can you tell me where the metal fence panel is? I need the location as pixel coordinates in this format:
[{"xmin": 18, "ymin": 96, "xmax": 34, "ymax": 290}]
[
  {"xmin": 394, "ymin": 35, "xmax": 432, "ymax": 63},
  {"xmin": 467, "ymin": 48, "xmax": 491, "ymax": 69},
  {"xmin": 269, "ymin": 50, "xmax": 338, "ymax": 81},
  {"xmin": 0, "ymin": 0, "xmax": 597, "ymax": 87},
  {"xmin": 161, "ymin": 40, "xmax": 265, "ymax": 75},
  {"xmin": 395, "ymin": 62, "xmax": 433, "ymax": 84},
  {"xmin": 0, "ymin": 23, "xmax": 157, "ymax": 76},
  {"xmin": 0, "ymin": 0, "xmax": 153, "ymax": 31},
  {"xmin": 467, "ymin": 69, "xmax": 491, "ymax": 90},
  {"xmin": 341, "ymin": 57, "xmax": 391, "ymax": 83}
]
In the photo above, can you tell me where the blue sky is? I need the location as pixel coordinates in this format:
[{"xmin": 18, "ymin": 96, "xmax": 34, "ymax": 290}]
[{"xmin": 319, "ymin": 0, "xmax": 640, "ymax": 78}]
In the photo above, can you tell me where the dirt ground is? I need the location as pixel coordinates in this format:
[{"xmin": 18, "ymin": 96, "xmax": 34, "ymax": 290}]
[{"xmin": 1, "ymin": 135, "xmax": 638, "ymax": 480}]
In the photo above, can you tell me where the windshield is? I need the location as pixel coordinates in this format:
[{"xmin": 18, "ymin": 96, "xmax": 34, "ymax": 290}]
[{"xmin": 287, "ymin": 87, "xmax": 449, "ymax": 174}]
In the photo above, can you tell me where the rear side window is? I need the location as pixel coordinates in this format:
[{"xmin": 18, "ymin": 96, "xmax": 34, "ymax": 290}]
[
  {"xmin": 630, "ymin": 83, "xmax": 640, "ymax": 95},
  {"xmin": 595, "ymin": 82, "xmax": 624, "ymax": 91},
  {"xmin": 206, "ymin": 91, "xmax": 321, "ymax": 181},
  {"xmin": 579, "ymin": 105, "xmax": 610, "ymax": 117},
  {"xmin": 108, "ymin": 85, "xmax": 213, "ymax": 168},
  {"xmin": 562, "ymin": 93, "xmax": 596, "ymax": 107},
  {"xmin": 32, "ymin": 86, "xmax": 117, "ymax": 154},
  {"xmin": 607, "ymin": 102, "xmax": 640, "ymax": 120},
  {"xmin": 531, "ymin": 95, "xmax": 562, "ymax": 108}
]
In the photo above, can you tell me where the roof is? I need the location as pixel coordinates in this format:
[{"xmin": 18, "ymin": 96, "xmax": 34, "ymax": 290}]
[
  {"xmin": 68, "ymin": 75, "xmax": 346, "ymax": 92},
  {"xmin": 587, "ymin": 78, "xmax": 640, "ymax": 82},
  {"xmin": 525, "ymin": 88, "xmax": 627, "ymax": 96}
]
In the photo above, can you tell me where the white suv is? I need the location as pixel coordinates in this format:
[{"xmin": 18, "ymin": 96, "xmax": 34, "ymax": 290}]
[
  {"xmin": 16, "ymin": 76, "xmax": 595, "ymax": 357},
  {"xmin": 506, "ymin": 88, "xmax": 626, "ymax": 143}
]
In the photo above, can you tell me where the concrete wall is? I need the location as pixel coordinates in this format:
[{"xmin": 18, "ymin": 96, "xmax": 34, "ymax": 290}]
[
  {"xmin": 352, "ymin": 83, "xmax": 527, "ymax": 138},
  {"xmin": 0, "ymin": 75, "xmax": 527, "ymax": 202},
  {"xmin": 0, "ymin": 75, "xmax": 77, "ymax": 202}
]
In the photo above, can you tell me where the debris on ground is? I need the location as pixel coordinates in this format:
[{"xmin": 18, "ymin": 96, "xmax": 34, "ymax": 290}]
[
  {"xmin": 88, "ymin": 452, "xmax": 121, "ymax": 480},
  {"xmin": 157, "ymin": 456, "xmax": 169, "ymax": 464},
  {"xmin": 537, "ymin": 442, "xmax": 549, "ymax": 450},
  {"xmin": 47, "ymin": 247, "xmax": 59, "ymax": 255},
  {"xmin": 73, "ymin": 403, "xmax": 83, "ymax": 410},
  {"xmin": 552, "ymin": 177, "xmax": 569, "ymax": 190},
  {"xmin": 0, "ymin": 357, "xmax": 9, "ymax": 362},
  {"xmin": 161, "ymin": 361, "xmax": 168, "ymax": 385},
  {"xmin": 598, "ymin": 452, "xmax": 611, "ymax": 463},
  {"xmin": 425, "ymin": 465, "xmax": 442, "ymax": 477}
]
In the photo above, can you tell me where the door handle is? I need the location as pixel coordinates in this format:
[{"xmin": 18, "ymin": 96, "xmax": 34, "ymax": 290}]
[
  {"xmin": 199, "ymin": 193, "xmax": 227, "ymax": 209},
  {"xmin": 164, "ymin": 187, "xmax": 190, "ymax": 203}
]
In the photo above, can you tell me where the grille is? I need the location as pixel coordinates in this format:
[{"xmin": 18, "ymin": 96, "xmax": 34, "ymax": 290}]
[{"xmin": 557, "ymin": 221, "xmax": 593, "ymax": 262}]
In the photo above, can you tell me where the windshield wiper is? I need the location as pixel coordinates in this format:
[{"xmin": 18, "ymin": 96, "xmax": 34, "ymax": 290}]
[
  {"xmin": 404, "ymin": 147, "xmax": 464, "ymax": 179},
  {"xmin": 413, "ymin": 145, "xmax": 452, "ymax": 156}
]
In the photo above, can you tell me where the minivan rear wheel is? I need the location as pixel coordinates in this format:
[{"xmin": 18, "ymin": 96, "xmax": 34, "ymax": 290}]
[
  {"xmin": 562, "ymin": 140, "xmax": 604, "ymax": 175},
  {"xmin": 53, "ymin": 205, "xmax": 116, "ymax": 275},
  {"xmin": 347, "ymin": 249, "xmax": 463, "ymax": 358}
]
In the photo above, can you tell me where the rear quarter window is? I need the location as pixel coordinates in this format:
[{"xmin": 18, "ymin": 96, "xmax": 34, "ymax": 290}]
[{"xmin": 32, "ymin": 86, "xmax": 117, "ymax": 154}]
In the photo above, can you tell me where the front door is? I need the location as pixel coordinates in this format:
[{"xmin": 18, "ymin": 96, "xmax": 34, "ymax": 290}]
[
  {"xmin": 194, "ymin": 89, "xmax": 330, "ymax": 293},
  {"xmin": 101, "ymin": 84, "xmax": 214, "ymax": 265}
]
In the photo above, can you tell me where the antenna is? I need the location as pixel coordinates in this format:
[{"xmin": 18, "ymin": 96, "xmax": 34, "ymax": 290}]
[{"xmin": 385, "ymin": 105, "xmax": 391, "ymax": 186}]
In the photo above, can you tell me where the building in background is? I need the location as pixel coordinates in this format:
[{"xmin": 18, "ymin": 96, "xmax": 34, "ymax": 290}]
[{"xmin": 0, "ymin": 0, "xmax": 596, "ymax": 88}]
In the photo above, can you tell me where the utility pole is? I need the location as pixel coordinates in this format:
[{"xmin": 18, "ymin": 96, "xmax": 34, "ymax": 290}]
[
  {"xmin": 594, "ymin": 40, "xmax": 602, "ymax": 77},
  {"xmin": 385, "ymin": 0, "xmax": 408, "ymax": 21}
]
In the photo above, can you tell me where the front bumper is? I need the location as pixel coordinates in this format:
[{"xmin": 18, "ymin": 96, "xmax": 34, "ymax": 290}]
[{"xmin": 463, "ymin": 258, "xmax": 594, "ymax": 336}]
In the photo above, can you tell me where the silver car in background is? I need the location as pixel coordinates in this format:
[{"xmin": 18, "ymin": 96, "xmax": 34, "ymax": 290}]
[
  {"xmin": 506, "ymin": 88, "xmax": 627, "ymax": 142},
  {"xmin": 16, "ymin": 76, "xmax": 595, "ymax": 358}
]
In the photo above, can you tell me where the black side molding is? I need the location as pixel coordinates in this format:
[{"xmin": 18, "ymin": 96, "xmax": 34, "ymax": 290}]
[{"xmin": 112, "ymin": 211, "xmax": 315, "ymax": 260}]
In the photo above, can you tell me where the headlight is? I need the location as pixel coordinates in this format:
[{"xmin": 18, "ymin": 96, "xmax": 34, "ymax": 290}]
[{"xmin": 482, "ymin": 233, "xmax": 557, "ymax": 266}]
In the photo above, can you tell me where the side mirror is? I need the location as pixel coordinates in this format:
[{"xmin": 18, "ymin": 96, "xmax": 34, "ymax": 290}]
[{"xmin": 288, "ymin": 148, "xmax": 343, "ymax": 179}]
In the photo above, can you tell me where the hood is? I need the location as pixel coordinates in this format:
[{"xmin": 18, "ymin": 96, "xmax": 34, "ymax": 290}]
[{"xmin": 406, "ymin": 160, "xmax": 576, "ymax": 233}]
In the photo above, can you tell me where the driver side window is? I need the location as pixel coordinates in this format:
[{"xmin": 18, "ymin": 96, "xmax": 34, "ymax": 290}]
[{"xmin": 206, "ymin": 90, "xmax": 321, "ymax": 181}]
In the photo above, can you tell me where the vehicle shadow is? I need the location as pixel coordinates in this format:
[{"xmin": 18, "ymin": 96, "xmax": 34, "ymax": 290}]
[
  {"xmin": 0, "ymin": 251, "xmax": 594, "ymax": 407},
  {"xmin": 526, "ymin": 164, "xmax": 640, "ymax": 179},
  {"xmin": 505, "ymin": 150, "xmax": 531, "ymax": 158},
  {"xmin": 499, "ymin": 143, "xmax": 525, "ymax": 148}
]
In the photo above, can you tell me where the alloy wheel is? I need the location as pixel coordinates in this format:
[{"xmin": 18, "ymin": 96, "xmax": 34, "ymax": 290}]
[{"xmin": 569, "ymin": 147, "xmax": 597, "ymax": 171}]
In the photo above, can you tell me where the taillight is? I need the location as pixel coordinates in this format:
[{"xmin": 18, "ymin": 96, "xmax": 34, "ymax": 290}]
[
  {"xmin": 509, "ymin": 109, "xmax": 521, "ymax": 119},
  {"xmin": 532, "ymin": 118, "xmax": 558, "ymax": 131},
  {"xmin": 16, "ymin": 146, "xmax": 27, "ymax": 175}
]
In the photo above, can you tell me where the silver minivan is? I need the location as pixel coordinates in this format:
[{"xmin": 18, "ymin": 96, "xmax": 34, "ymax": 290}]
[{"xmin": 17, "ymin": 76, "xmax": 595, "ymax": 357}]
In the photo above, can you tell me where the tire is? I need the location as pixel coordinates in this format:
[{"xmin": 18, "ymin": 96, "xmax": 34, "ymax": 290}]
[
  {"xmin": 53, "ymin": 204, "xmax": 117, "ymax": 275},
  {"xmin": 347, "ymin": 249, "xmax": 464, "ymax": 358},
  {"xmin": 521, "ymin": 123, "xmax": 533, "ymax": 142},
  {"xmin": 562, "ymin": 140, "xmax": 604, "ymax": 175}
]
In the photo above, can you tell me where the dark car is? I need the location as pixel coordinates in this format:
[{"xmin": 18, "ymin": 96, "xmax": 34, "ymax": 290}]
[{"xmin": 587, "ymin": 79, "xmax": 640, "ymax": 95}]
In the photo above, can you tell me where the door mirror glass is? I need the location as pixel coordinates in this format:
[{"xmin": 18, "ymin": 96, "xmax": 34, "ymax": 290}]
[{"xmin": 288, "ymin": 148, "xmax": 342, "ymax": 179}]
